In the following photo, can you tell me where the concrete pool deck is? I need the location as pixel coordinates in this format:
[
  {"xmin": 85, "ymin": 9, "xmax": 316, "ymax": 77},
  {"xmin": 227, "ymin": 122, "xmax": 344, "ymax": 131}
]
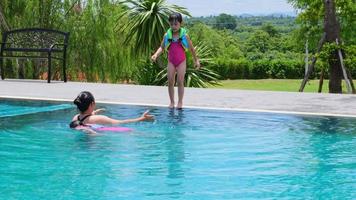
[{"xmin": 1, "ymin": 79, "xmax": 356, "ymax": 117}]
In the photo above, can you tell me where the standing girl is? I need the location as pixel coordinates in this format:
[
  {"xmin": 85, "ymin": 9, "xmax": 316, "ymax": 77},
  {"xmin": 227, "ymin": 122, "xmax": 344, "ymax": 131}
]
[{"xmin": 151, "ymin": 12, "xmax": 200, "ymax": 109}]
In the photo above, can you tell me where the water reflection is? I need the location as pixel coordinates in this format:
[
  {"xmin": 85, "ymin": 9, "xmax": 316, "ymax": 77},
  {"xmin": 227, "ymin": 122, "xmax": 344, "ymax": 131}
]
[
  {"xmin": 135, "ymin": 108, "xmax": 187, "ymax": 198},
  {"xmin": 166, "ymin": 109, "xmax": 186, "ymax": 179},
  {"xmin": 297, "ymin": 116, "xmax": 356, "ymax": 135},
  {"xmin": 288, "ymin": 116, "xmax": 356, "ymax": 198}
]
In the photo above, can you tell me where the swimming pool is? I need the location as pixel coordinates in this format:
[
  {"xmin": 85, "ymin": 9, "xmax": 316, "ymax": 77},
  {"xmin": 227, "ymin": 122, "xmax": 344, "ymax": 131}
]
[{"xmin": 0, "ymin": 99, "xmax": 355, "ymax": 199}]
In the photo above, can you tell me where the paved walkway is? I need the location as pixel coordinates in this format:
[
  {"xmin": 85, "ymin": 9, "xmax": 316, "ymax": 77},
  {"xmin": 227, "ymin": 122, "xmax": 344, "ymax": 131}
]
[{"xmin": 1, "ymin": 79, "xmax": 356, "ymax": 117}]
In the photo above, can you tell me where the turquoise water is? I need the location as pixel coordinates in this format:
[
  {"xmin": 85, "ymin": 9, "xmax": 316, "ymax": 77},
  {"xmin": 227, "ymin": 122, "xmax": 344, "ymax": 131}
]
[
  {"xmin": 0, "ymin": 99, "xmax": 355, "ymax": 200},
  {"xmin": 0, "ymin": 102, "xmax": 73, "ymax": 117}
]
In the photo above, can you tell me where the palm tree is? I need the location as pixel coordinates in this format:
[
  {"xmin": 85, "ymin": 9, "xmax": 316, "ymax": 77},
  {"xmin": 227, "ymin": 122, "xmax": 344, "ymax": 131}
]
[
  {"xmin": 154, "ymin": 42, "xmax": 221, "ymax": 88},
  {"xmin": 117, "ymin": 0, "xmax": 190, "ymax": 55},
  {"xmin": 118, "ymin": 0, "xmax": 220, "ymax": 87}
]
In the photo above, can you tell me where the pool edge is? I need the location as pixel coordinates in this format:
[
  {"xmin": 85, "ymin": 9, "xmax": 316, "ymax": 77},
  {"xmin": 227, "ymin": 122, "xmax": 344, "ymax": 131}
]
[{"xmin": 1, "ymin": 95, "xmax": 356, "ymax": 118}]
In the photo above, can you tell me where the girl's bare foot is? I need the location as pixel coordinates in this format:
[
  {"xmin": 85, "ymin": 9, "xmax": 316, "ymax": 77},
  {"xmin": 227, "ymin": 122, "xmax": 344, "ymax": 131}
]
[
  {"xmin": 169, "ymin": 102, "xmax": 175, "ymax": 109},
  {"xmin": 177, "ymin": 102, "xmax": 183, "ymax": 110}
]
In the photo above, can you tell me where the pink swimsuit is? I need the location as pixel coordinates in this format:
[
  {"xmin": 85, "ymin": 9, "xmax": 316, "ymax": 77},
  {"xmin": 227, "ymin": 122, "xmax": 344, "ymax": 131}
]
[{"xmin": 168, "ymin": 39, "xmax": 186, "ymax": 67}]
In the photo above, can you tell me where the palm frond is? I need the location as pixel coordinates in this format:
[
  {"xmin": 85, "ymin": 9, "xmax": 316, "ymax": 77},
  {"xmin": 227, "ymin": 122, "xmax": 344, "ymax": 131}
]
[
  {"xmin": 117, "ymin": 0, "xmax": 191, "ymax": 55},
  {"xmin": 153, "ymin": 42, "xmax": 221, "ymax": 88}
]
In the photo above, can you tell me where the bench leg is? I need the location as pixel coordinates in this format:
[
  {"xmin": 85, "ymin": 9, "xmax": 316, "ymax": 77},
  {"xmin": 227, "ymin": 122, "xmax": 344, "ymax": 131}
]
[
  {"xmin": 0, "ymin": 51, "xmax": 4, "ymax": 80},
  {"xmin": 48, "ymin": 52, "xmax": 51, "ymax": 83},
  {"xmin": 63, "ymin": 51, "xmax": 67, "ymax": 82},
  {"xmin": 0, "ymin": 58, "xmax": 4, "ymax": 80}
]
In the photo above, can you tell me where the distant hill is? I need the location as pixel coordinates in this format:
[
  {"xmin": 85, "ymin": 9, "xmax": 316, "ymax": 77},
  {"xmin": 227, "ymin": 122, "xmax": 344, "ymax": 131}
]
[
  {"xmin": 238, "ymin": 12, "xmax": 297, "ymax": 18},
  {"xmin": 267, "ymin": 12, "xmax": 297, "ymax": 17},
  {"xmin": 238, "ymin": 13, "xmax": 254, "ymax": 18},
  {"xmin": 185, "ymin": 14, "xmax": 297, "ymax": 33}
]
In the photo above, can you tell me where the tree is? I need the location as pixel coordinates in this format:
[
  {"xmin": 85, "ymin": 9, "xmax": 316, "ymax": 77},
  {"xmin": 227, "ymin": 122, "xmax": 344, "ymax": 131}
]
[
  {"xmin": 214, "ymin": 13, "xmax": 237, "ymax": 30},
  {"xmin": 262, "ymin": 23, "xmax": 278, "ymax": 37},
  {"xmin": 118, "ymin": 0, "xmax": 221, "ymax": 88},
  {"xmin": 0, "ymin": 0, "xmax": 140, "ymax": 82},
  {"xmin": 324, "ymin": 0, "xmax": 342, "ymax": 93},
  {"xmin": 154, "ymin": 42, "xmax": 221, "ymax": 88},
  {"xmin": 289, "ymin": 0, "xmax": 354, "ymax": 93},
  {"xmin": 246, "ymin": 30, "xmax": 270, "ymax": 53},
  {"xmin": 0, "ymin": 4, "xmax": 10, "ymax": 31},
  {"xmin": 118, "ymin": 0, "xmax": 190, "ymax": 55}
]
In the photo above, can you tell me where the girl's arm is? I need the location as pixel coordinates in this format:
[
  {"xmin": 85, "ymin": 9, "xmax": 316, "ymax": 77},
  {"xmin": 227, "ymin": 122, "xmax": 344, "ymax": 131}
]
[
  {"xmin": 151, "ymin": 35, "xmax": 166, "ymax": 62},
  {"xmin": 186, "ymin": 35, "xmax": 200, "ymax": 69},
  {"xmin": 88, "ymin": 110, "xmax": 154, "ymax": 125}
]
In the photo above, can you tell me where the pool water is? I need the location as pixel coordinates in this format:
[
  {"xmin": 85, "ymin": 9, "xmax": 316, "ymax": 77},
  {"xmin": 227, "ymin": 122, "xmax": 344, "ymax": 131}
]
[{"xmin": 0, "ymin": 99, "xmax": 355, "ymax": 199}]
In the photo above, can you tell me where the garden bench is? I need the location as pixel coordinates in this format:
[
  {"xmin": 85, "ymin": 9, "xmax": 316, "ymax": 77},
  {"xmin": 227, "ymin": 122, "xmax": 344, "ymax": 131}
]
[{"xmin": 0, "ymin": 28, "xmax": 69, "ymax": 83}]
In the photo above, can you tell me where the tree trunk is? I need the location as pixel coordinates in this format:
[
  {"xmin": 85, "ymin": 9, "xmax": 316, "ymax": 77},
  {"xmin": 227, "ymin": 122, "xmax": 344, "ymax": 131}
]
[
  {"xmin": 318, "ymin": 68, "xmax": 325, "ymax": 93},
  {"xmin": 324, "ymin": 0, "xmax": 342, "ymax": 93}
]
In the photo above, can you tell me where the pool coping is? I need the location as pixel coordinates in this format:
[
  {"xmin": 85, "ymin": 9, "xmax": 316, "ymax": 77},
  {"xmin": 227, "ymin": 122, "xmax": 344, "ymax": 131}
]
[
  {"xmin": 1, "ymin": 79, "xmax": 356, "ymax": 118},
  {"xmin": 2, "ymin": 94, "xmax": 356, "ymax": 119}
]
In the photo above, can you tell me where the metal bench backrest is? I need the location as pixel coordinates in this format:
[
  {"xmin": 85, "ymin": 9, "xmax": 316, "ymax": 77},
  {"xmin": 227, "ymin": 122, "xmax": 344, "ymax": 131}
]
[{"xmin": 2, "ymin": 28, "xmax": 69, "ymax": 52}]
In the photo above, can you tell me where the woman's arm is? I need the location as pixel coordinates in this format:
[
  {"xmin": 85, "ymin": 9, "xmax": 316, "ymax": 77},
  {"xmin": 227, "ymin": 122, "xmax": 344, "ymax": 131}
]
[
  {"xmin": 88, "ymin": 111, "xmax": 154, "ymax": 125},
  {"xmin": 186, "ymin": 35, "xmax": 200, "ymax": 69},
  {"xmin": 72, "ymin": 114, "xmax": 79, "ymax": 121}
]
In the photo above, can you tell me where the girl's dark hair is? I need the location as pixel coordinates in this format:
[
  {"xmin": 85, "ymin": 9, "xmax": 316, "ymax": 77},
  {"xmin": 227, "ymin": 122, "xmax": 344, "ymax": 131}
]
[
  {"xmin": 73, "ymin": 91, "xmax": 95, "ymax": 112},
  {"xmin": 169, "ymin": 12, "xmax": 183, "ymax": 23}
]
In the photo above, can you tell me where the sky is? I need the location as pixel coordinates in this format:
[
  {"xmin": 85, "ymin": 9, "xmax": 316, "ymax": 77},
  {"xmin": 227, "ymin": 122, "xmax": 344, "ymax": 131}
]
[{"xmin": 166, "ymin": 0, "xmax": 296, "ymax": 16}]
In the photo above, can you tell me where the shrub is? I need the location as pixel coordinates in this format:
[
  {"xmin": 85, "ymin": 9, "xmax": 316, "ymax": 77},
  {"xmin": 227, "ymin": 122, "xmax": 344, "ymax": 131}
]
[
  {"xmin": 250, "ymin": 59, "xmax": 304, "ymax": 79},
  {"xmin": 210, "ymin": 58, "xmax": 250, "ymax": 79}
]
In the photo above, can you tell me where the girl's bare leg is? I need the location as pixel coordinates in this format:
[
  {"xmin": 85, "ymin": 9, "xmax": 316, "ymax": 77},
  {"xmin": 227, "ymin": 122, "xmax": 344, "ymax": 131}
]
[
  {"xmin": 176, "ymin": 60, "xmax": 186, "ymax": 109},
  {"xmin": 167, "ymin": 62, "xmax": 176, "ymax": 108}
]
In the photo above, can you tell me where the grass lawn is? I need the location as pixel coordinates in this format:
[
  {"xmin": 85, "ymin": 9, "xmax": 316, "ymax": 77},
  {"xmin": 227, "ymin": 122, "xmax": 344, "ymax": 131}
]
[{"xmin": 211, "ymin": 79, "xmax": 354, "ymax": 93}]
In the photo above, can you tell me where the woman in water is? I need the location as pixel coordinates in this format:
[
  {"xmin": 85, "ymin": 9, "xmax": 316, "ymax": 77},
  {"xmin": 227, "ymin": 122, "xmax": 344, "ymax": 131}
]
[{"xmin": 70, "ymin": 91, "xmax": 154, "ymax": 133}]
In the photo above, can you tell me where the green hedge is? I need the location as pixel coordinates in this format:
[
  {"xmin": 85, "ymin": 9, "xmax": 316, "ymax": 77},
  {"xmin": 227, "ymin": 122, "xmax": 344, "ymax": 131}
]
[
  {"xmin": 251, "ymin": 59, "xmax": 305, "ymax": 79},
  {"xmin": 210, "ymin": 58, "xmax": 250, "ymax": 79},
  {"xmin": 210, "ymin": 58, "xmax": 308, "ymax": 79}
]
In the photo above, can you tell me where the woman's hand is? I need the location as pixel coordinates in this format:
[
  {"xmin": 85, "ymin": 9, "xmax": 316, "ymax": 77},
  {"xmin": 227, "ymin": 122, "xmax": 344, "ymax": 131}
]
[
  {"xmin": 93, "ymin": 108, "xmax": 105, "ymax": 115},
  {"xmin": 140, "ymin": 110, "xmax": 154, "ymax": 121}
]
